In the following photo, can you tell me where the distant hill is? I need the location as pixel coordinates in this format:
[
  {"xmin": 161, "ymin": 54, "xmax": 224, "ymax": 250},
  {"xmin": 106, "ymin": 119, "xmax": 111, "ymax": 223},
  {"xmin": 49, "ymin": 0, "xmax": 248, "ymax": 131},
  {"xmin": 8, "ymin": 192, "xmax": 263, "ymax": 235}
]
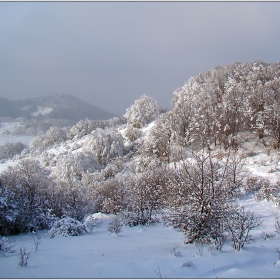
[
  {"xmin": 0, "ymin": 94, "xmax": 115, "ymax": 122},
  {"xmin": 0, "ymin": 97, "xmax": 21, "ymax": 118}
]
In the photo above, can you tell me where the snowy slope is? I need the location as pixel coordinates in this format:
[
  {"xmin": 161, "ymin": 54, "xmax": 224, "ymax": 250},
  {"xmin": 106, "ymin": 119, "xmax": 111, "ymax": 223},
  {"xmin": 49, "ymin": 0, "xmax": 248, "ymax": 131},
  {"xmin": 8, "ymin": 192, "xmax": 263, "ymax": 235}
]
[
  {"xmin": 1, "ymin": 120, "xmax": 280, "ymax": 278},
  {"xmin": 0, "ymin": 203, "xmax": 280, "ymax": 278},
  {"xmin": 31, "ymin": 106, "xmax": 53, "ymax": 117},
  {"xmin": 0, "ymin": 124, "xmax": 36, "ymax": 173}
]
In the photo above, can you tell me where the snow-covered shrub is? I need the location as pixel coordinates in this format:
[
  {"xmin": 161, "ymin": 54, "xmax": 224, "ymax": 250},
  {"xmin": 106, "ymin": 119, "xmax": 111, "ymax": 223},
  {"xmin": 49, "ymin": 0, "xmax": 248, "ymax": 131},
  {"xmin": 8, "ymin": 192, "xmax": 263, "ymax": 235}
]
[
  {"xmin": 141, "ymin": 112, "xmax": 174, "ymax": 163},
  {"xmin": 108, "ymin": 216, "xmax": 122, "ymax": 234},
  {"xmin": 0, "ymin": 159, "xmax": 53, "ymax": 234},
  {"xmin": 83, "ymin": 214, "xmax": 103, "ymax": 233},
  {"xmin": 0, "ymin": 187, "xmax": 18, "ymax": 235},
  {"xmin": 226, "ymin": 207, "xmax": 263, "ymax": 251},
  {"xmin": 30, "ymin": 126, "xmax": 67, "ymax": 151},
  {"xmin": 250, "ymin": 177, "xmax": 280, "ymax": 202},
  {"xmin": 121, "ymin": 210, "xmax": 153, "ymax": 227},
  {"xmin": 84, "ymin": 128, "xmax": 126, "ymax": 166},
  {"xmin": 245, "ymin": 176, "xmax": 265, "ymax": 193},
  {"xmin": 121, "ymin": 168, "xmax": 165, "ymax": 226},
  {"xmin": 74, "ymin": 151, "xmax": 100, "ymax": 173},
  {"xmin": 165, "ymin": 150, "xmax": 243, "ymax": 245},
  {"xmin": 0, "ymin": 142, "xmax": 25, "ymax": 160},
  {"xmin": 165, "ymin": 247, "xmax": 182, "ymax": 257},
  {"xmin": 130, "ymin": 155, "xmax": 164, "ymax": 174},
  {"xmin": 254, "ymin": 183, "xmax": 279, "ymax": 202},
  {"xmin": 226, "ymin": 152, "xmax": 248, "ymax": 197},
  {"xmin": 67, "ymin": 118, "xmax": 96, "ymax": 140},
  {"xmin": 100, "ymin": 159, "xmax": 123, "ymax": 179},
  {"xmin": 260, "ymin": 231, "xmax": 275, "ymax": 240},
  {"xmin": 0, "ymin": 237, "xmax": 16, "ymax": 254},
  {"xmin": 31, "ymin": 231, "xmax": 41, "ymax": 251},
  {"xmin": 208, "ymin": 236, "xmax": 225, "ymax": 254},
  {"xmin": 50, "ymin": 154, "xmax": 95, "ymax": 221},
  {"xmin": 124, "ymin": 124, "xmax": 142, "ymax": 142},
  {"xmin": 18, "ymin": 245, "xmax": 33, "ymax": 267},
  {"xmin": 124, "ymin": 94, "xmax": 159, "ymax": 128},
  {"xmin": 93, "ymin": 176, "xmax": 127, "ymax": 214},
  {"xmin": 48, "ymin": 217, "xmax": 88, "ymax": 238}
]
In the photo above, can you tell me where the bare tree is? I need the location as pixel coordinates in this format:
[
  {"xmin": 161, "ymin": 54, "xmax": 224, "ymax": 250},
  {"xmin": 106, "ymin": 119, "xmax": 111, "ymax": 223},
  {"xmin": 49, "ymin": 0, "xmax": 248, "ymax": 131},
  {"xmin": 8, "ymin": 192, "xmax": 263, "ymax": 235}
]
[
  {"xmin": 226, "ymin": 206, "xmax": 263, "ymax": 251},
  {"xmin": 166, "ymin": 149, "xmax": 237, "ymax": 245}
]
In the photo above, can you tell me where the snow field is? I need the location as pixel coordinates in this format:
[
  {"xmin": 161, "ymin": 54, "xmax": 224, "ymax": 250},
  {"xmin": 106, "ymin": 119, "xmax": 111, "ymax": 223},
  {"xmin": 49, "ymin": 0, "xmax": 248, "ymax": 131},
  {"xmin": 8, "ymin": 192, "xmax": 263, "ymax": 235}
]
[
  {"xmin": 1, "ymin": 206, "xmax": 280, "ymax": 279},
  {"xmin": 1, "ymin": 122, "xmax": 280, "ymax": 278}
]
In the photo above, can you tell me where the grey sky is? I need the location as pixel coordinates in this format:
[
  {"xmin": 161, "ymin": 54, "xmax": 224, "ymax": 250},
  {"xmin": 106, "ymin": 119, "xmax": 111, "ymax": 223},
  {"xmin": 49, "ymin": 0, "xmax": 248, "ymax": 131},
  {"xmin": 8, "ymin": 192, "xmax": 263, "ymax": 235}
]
[{"xmin": 0, "ymin": 2, "xmax": 280, "ymax": 116}]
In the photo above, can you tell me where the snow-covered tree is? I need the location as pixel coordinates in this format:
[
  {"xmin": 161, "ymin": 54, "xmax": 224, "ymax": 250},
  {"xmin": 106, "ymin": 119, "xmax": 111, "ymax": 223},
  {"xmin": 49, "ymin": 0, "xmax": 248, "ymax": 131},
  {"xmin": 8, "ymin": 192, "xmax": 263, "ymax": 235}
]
[
  {"xmin": 124, "ymin": 95, "xmax": 160, "ymax": 128},
  {"xmin": 165, "ymin": 150, "xmax": 242, "ymax": 245},
  {"xmin": 50, "ymin": 154, "xmax": 95, "ymax": 221},
  {"xmin": 0, "ymin": 159, "xmax": 53, "ymax": 233},
  {"xmin": 67, "ymin": 118, "xmax": 96, "ymax": 140},
  {"xmin": 30, "ymin": 126, "xmax": 67, "ymax": 151},
  {"xmin": 142, "ymin": 112, "xmax": 175, "ymax": 162},
  {"xmin": 0, "ymin": 187, "xmax": 18, "ymax": 235},
  {"xmin": 0, "ymin": 142, "xmax": 25, "ymax": 160},
  {"xmin": 85, "ymin": 128, "xmax": 126, "ymax": 166},
  {"xmin": 124, "ymin": 124, "xmax": 142, "ymax": 142},
  {"xmin": 226, "ymin": 207, "xmax": 263, "ymax": 251},
  {"xmin": 122, "ymin": 160, "xmax": 167, "ymax": 226}
]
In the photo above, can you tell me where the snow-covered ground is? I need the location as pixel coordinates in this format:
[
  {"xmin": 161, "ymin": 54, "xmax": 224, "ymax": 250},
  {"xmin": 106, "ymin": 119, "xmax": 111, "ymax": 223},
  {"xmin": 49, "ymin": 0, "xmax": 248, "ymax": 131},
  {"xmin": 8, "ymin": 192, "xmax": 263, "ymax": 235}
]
[
  {"xmin": 31, "ymin": 106, "xmax": 53, "ymax": 117},
  {"xmin": 1, "ymin": 127, "xmax": 280, "ymax": 278},
  {"xmin": 0, "ymin": 122, "xmax": 35, "ymax": 145},
  {"xmin": 0, "ymin": 126, "xmax": 35, "ymax": 173},
  {"xmin": 0, "ymin": 134, "xmax": 34, "ymax": 146},
  {"xmin": 0, "ymin": 200, "xmax": 280, "ymax": 279}
]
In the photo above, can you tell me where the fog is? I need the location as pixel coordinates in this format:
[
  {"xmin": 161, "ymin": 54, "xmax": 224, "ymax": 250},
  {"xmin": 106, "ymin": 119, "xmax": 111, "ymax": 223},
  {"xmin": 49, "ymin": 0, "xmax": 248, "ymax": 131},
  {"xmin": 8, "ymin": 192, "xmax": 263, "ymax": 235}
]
[{"xmin": 1, "ymin": 2, "xmax": 280, "ymax": 115}]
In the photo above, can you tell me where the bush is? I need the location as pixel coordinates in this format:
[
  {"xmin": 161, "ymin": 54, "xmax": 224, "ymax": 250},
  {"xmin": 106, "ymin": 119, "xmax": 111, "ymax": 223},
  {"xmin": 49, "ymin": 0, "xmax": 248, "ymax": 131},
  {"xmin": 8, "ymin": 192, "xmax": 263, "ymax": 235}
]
[
  {"xmin": 124, "ymin": 94, "xmax": 160, "ymax": 128},
  {"xmin": 124, "ymin": 124, "xmax": 142, "ymax": 142},
  {"xmin": 0, "ymin": 142, "xmax": 25, "ymax": 160},
  {"xmin": 30, "ymin": 126, "xmax": 67, "ymax": 151},
  {"xmin": 0, "ymin": 159, "xmax": 54, "ymax": 234},
  {"xmin": 85, "ymin": 128, "xmax": 126, "ymax": 166},
  {"xmin": 245, "ymin": 176, "xmax": 265, "ymax": 193},
  {"xmin": 83, "ymin": 214, "xmax": 103, "ymax": 233},
  {"xmin": 121, "ymin": 210, "xmax": 152, "ymax": 227},
  {"xmin": 226, "ymin": 207, "xmax": 263, "ymax": 251},
  {"xmin": 50, "ymin": 154, "xmax": 96, "ymax": 221},
  {"xmin": 108, "ymin": 217, "xmax": 122, "ymax": 234},
  {"xmin": 0, "ymin": 237, "xmax": 16, "ymax": 254},
  {"xmin": 165, "ymin": 151, "xmax": 239, "ymax": 245},
  {"xmin": 121, "ymin": 169, "xmax": 164, "ymax": 226},
  {"xmin": 247, "ymin": 177, "xmax": 280, "ymax": 202},
  {"xmin": 48, "ymin": 217, "xmax": 88, "ymax": 238}
]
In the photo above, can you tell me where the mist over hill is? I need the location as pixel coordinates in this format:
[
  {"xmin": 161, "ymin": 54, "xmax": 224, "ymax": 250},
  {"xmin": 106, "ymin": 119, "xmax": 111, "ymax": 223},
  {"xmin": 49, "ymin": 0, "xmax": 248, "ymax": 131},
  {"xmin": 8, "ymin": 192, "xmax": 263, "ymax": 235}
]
[{"xmin": 0, "ymin": 93, "xmax": 115, "ymax": 122}]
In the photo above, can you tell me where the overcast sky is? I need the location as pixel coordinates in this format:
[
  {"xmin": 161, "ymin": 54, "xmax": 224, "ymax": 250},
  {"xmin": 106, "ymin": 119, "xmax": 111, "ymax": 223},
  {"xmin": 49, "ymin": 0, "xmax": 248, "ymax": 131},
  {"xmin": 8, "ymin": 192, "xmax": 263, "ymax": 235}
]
[{"xmin": 1, "ymin": 2, "xmax": 280, "ymax": 116}]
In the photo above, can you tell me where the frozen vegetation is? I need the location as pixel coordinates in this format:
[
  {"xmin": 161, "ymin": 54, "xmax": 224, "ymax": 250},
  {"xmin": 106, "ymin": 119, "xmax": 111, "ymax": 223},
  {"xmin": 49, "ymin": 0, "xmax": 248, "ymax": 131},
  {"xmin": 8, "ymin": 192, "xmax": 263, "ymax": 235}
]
[{"xmin": 1, "ymin": 61, "xmax": 280, "ymax": 278}]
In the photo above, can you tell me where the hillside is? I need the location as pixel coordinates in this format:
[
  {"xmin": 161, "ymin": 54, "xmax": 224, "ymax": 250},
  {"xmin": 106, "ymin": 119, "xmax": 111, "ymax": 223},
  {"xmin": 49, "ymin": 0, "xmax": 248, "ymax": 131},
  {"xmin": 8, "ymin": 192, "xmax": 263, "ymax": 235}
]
[
  {"xmin": 0, "ymin": 93, "xmax": 115, "ymax": 122},
  {"xmin": 1, "ymin": 61, "xmax": 280, "ymax": 278}
]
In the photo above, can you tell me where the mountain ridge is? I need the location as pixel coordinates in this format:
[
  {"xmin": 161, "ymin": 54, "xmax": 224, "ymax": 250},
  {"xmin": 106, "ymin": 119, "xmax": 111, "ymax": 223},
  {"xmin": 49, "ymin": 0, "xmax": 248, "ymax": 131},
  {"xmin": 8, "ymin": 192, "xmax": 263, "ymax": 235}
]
[{"xmin": 0, "ymin": 93, "xmax": 115, "ymax": 122}]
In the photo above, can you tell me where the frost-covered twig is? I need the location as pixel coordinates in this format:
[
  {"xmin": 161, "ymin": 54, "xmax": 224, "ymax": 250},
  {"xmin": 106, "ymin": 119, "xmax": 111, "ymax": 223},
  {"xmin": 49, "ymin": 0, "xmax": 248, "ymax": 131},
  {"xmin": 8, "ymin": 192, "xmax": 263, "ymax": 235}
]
[
  {"xmin": 0, "ymin": 237, "xmax": 16, "ymax": 254},
  {"xmin": 154, "ymin": 266, "xmax": 165, "ymax": 279},
  {"xmin": 108, "ymin": 217, "xmax": 122, "ymax": 234},
  {"xmin": 18, "ymin": 245, "xmax": 33, "ymax": 267},
  {"xmin": 273, "ymin": 247, "xmax": 280, "ymax": 265},
  {"xmin": 31, "ymin": 231, "xmax": 41, "ymax": 251},
  {"xmin": 164, "ymin": 247, "xmax": 182, "ymax": 257}
]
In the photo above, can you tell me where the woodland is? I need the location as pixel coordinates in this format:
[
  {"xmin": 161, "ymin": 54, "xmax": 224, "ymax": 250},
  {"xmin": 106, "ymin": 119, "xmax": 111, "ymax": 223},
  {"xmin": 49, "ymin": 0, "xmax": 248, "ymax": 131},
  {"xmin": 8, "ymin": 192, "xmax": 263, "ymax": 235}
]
[{"xmin": 1, "ymin": 60, "xmax": 280, "ymax": 254}]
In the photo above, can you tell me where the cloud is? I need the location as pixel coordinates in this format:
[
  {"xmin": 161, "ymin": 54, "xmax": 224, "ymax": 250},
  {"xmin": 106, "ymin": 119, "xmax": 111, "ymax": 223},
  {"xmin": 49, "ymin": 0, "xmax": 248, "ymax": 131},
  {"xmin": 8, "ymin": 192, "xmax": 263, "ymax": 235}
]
[{"xmin": 0, "ymin": 2, "xmax": 280, "ymax": 115}]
